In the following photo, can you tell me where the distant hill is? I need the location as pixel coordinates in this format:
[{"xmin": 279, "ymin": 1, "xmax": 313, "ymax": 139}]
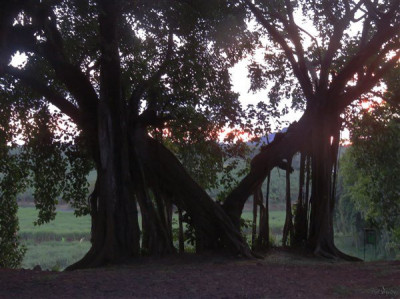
[{"xmin": 247, "ymin": 127, "xmax": 288, "ymax": 148}]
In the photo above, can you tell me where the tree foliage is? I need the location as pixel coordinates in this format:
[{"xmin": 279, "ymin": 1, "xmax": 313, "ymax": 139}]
[{"xmin": 340, "ymin": 101, "xmax": 400, "ymax": 245}]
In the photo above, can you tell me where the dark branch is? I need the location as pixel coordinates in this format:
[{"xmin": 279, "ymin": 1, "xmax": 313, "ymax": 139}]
[
  {"xmin": 0, "ymin": 25, "xmax": 37, "ymax": 64},
  {"xmin": 329, "ymin": 20, "xmax": 400, "ymax": 98},
  {"xmin": 366, "ymin": 41, "xmax": 400, "ymax": 76},
  {"xmin": 242, "ymin": 0, "xmax": 314, "ymax": 100},
  {"xmin": 4, "ymin": 66, "xmax": 81, "ymax": 123},
  {"xmin": 1, "ymin": 5, "xmax": 99, "ymax": 114},
  {"xmin": 335, "ymin": 50, "xmax": 400, "ymax": 111},
  {"xmin": 129, "ymin": 30, "xmax": 174, "ymax": 117},
  {"xmin": 319, "ymin": 0, "xmax": 365, "ymax": 90},
  {"xmin": 137, "ymin": 109, "xmax": 174, "ymax": 128},
  {"xmin": 36, "ymin": 18, "xmax": 99, "ymax": 113},
  {"xmin": 283, "ymin": 0, "xmax": 314, "ymax": 91}
]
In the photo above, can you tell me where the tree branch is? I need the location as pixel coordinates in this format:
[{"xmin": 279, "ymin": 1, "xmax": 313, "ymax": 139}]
[
  {"xmin": 3, "ymin": 66, "xmax": 81, "ymax": 123},
  {"xmin": 334, "ymin": 50, "xmax": 400, "ymax": 111},
  {"xmin": 329, "ymin": 20, "xmax": 400, "ymax": 97},
  {"xmin": 283, "ymin": 0, "xmax": 314, "ymax": 90},
  {"xmin": 319, "ymin": 0, "xmax": 365, "ymax": 90},
  {"xmin": 242, "ymin": 0, "xmax": 314, "ymax": 100},
  {"xmin": 129, "ymin": 30, "xmax": 174, "ymax": 117},
  {"xmin": 1, "ymin": 3, "xmax": 100, "ymax": 115},
  {"xmin": 366, "ymin": 41, "xmax": 400, "ymax": 77},
  {"xmin": 36, "ymin": 23, "xmax": 99, "ymax": 113}
]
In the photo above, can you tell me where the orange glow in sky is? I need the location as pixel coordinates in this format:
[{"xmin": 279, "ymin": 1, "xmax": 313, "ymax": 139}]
[
  {"xmin": 360, "ymin": 99, "xmax": 374, "ymax": 111},
  {"xmin": 218, "ymin": 128, "xmax": 254, "ymax": 143}
]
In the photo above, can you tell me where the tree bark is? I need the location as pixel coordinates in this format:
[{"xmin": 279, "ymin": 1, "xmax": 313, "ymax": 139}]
[
  {"xmin": 67, "ymin": 1, "xmax": 142, "ymax": 269},
  {"xmin": 130, "ymin": 129, "xmax": 175, "ymax": 256},
  {"xmin": 256, "ymin": 183, "xmax": 268, "ymax": 250},
  {"xmin": 66, "ymin": 102, "xmax": 141, "ymax": 270},
  {"xmin": 307, "ymin": 113, "xmax": 359, "ymax": 260},
  {"xmin": 282, "ymin": 157, "xmax": 293, "ymax": 247},
  {"xmin": 251, "ymin": 190, "xmax": 258, "ymax": 250},
  {"xmin": 293, "ymin": 152, "xmax": 308, "ymax": 246},
  {"xmin": 134, "ymin": 132, "xmax": 253, "ymax": 257},
  {"xmin": 178, "ymin": 207, "xmax": 184, "ymax": 254},
  {"xmin": 264, "ymin": 172, "xmax": 271, "ymax": 248}
]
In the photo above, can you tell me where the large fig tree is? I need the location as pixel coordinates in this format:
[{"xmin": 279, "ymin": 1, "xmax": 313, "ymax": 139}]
[
  {"xmin": 0, "ymin": 0, "xmax": 255, "ymax": 269},
  {"xmin": 224, "ymin": 0, "xmax": 400, "ymax": 259}
]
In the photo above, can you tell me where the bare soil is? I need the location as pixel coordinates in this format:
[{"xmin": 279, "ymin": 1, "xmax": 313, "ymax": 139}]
[{"xmin": 1, "ymin": 249, "xmax": 399, "ymax": 298}]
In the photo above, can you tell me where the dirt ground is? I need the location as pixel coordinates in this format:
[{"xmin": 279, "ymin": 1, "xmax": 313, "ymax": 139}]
[{"xmin": 1, "ymin": 249, "xmax": 399, "ymax": 298}]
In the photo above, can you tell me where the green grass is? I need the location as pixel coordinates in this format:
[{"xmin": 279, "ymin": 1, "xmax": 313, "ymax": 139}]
[
  {"xmin": 241, "ymin": 210, "xmax": 286, "ymax": 231},
  {"xmin": 17, "ymin": 206, "xmax": 386, "ymax": 270},
  {"xmin": 241, "ymin": 210, "xmax": 285, "ymax": 245},
  {"xmin": 17, "ymin": 207, "xmax": 285, "ymax": 270},
  {"xmin": 22, "ymin": 240, "xmax": 90, "ymax": 271},
  {"xmin": 18, "ymin": 207, "xmax": 91, "ymax": 270},
  {"xmin": 18, "ymin": 207, "xmax": 91, "ymax": 241}
]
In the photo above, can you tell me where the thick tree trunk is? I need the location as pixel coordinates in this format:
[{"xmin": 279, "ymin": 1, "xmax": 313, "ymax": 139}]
[
  {"xmin": 69, "ymin": 107, "xmax": 252, "ymax": 269},
  {"xmin": 67, "ymin": 102, "xmax": 141, "ymax": 270},
  {"xmin": 307, "ymin": 114, "xmax": 359, "ymax": 260},
  {"xmin": 67, "ymin": 1, "xmax": 142, "ymax": 269},
  {"xmin": 307, "ymin": 115, "xmax": 336, "ymax": 256}
]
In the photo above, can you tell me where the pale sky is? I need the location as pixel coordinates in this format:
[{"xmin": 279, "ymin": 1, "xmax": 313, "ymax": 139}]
[{"xmin": 229, "ymin": 55, "xmax": 303, "ymax": 131}]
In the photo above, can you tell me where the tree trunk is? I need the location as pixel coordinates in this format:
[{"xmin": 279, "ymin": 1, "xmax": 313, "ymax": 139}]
[
  {"xmin": 131, "ymin": 129, "xmax": 175, "ymax": 256},
  {"xmin": 256, "ymin": 182, "xmax": 268, "ymax": 250},
  {"xmin": 307, "ymin": 115, "xmax": 335, "ymax": 256},
  {"xmin": 282, "ymin": 157, "xmax": 294, "ymax": 247},
  {"xmin": 305, "ymin": 155, "xmax": 311, "ymax": 237},
  {"xmin": 251, "ymin": 190, "xmax": 258, "ymax": 250},
  {"xmin": 67, "ymin": 1, "xmax": 142, "ymax": 269},
  {"xmin": 67, "ymin": 101, "xmax": 141, "ymax": 270},
  {"xmin": 178, "ymin": 207, "xmax": 184, "ymax": 253},
  {"xmin": 307, "ymin": 114, "xmax": 359, "ymax": 260},
  {"xmin": 264, "ymin": 172, "xmax": 271, "ymax": 248},
  {"xmin": 293, "ymin": 152, "xmax": 308, "ymax": 246}
]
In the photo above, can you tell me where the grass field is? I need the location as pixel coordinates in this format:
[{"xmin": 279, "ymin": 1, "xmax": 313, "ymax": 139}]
[
  {"xmin": 17, "ymin": 206, "xmax": 387, "ymax": 270},
  {"xmin": 17, "ymin": 207, "xmax": 288, "ymax": 270},
  {"xmin": 18, "ymin": 207, "xmax": 91, "ymax": 270},
  {"xmin": 18, "ymin": 207, "xmax": 91, "ymax": 241},
  {"xmin": 241, "ymin": 210, "xmax": 286, "ymax": 232}
]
